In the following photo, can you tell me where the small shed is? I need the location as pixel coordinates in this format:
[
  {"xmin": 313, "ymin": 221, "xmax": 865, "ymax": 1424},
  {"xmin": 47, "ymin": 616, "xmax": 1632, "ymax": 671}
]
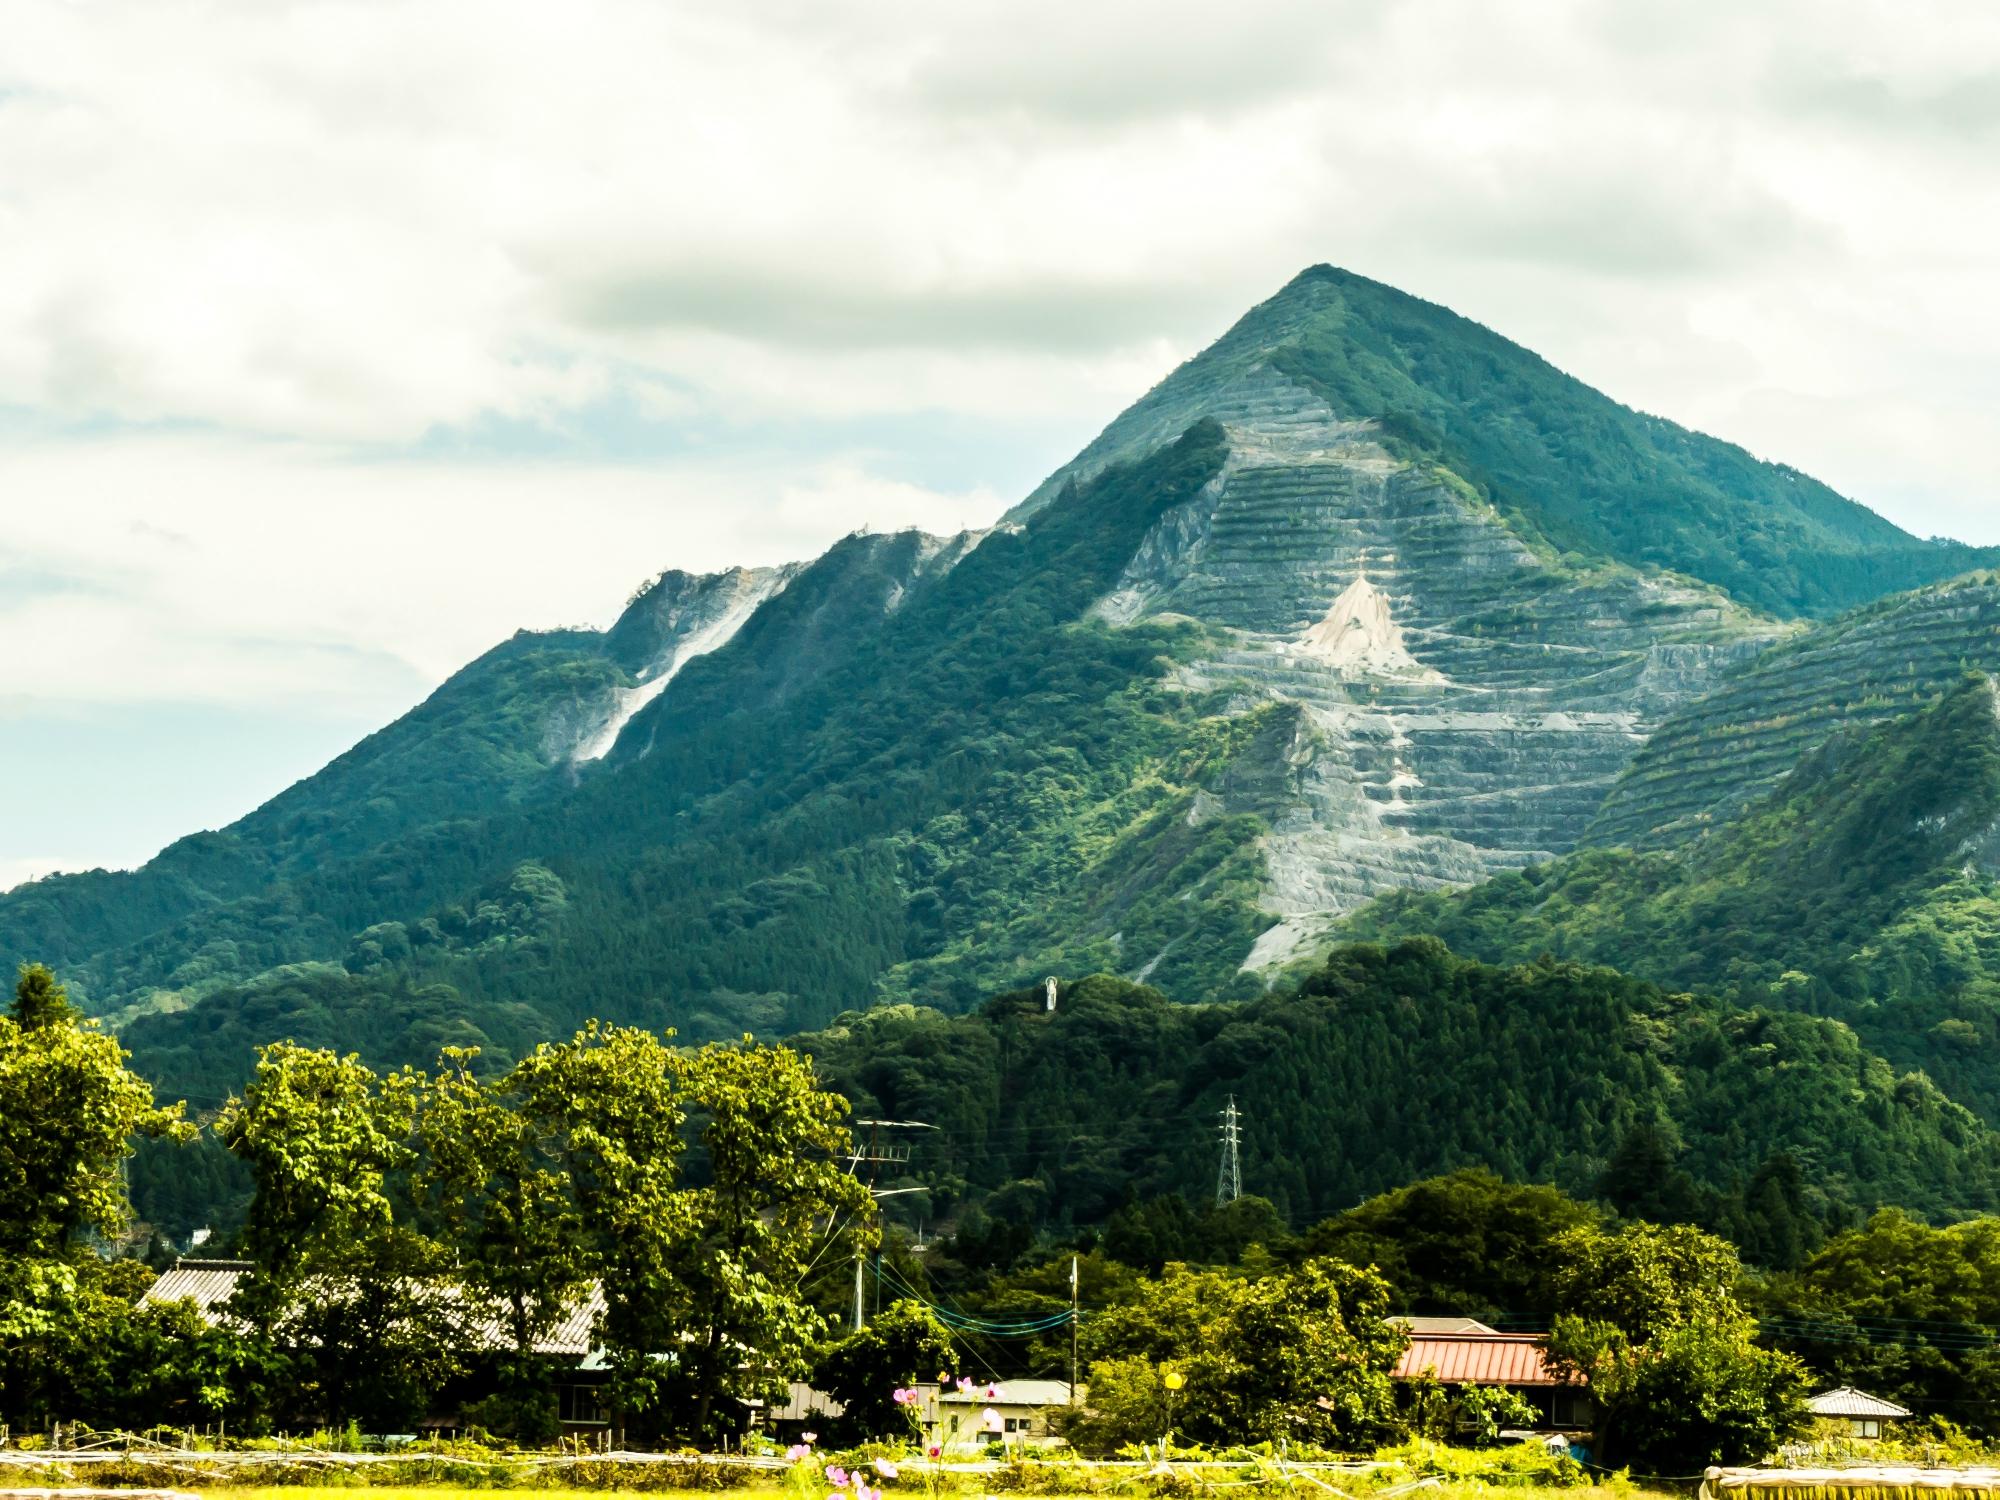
[{"xmin": 1806, "ymin": 1387, "xmax": 1913, "ymax": 1440}]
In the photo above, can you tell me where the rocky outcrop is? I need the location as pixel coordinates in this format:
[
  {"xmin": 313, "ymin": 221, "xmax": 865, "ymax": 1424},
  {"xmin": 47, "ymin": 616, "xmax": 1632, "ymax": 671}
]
[{"xmin": 570, "ymin": 565, "xmax": 800, "ymax": 762}]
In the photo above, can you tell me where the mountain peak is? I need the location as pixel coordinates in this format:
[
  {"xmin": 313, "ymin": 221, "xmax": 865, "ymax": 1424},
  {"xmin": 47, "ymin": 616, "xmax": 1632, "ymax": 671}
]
[{"xmin": 1020, "ymin": 266, "xmax": 1995, "ymax": 619}]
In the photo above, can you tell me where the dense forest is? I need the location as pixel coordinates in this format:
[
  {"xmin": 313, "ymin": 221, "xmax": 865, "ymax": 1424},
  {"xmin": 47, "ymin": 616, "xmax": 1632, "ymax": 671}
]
[
  {"xmin": 800, "ymin": 940, "xmax": 2000, "ymax": 1245},
  {"xmin": 16, "ymin": 959, "xmax": 2000, "ymax": 1459}
]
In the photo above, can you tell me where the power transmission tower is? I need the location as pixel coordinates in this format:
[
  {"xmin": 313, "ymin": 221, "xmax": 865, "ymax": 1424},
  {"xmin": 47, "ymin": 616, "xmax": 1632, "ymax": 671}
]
[{"xmin": 1215, "ymin": 1095, "xmax": 1243, "ymax": 1207}]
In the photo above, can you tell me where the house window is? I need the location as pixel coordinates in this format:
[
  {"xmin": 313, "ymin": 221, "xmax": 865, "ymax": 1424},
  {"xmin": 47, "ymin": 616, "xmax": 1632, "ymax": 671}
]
[
  {"xmin": 559, "ymin": 1384, "xmax": 606, "ymax": 1424},
  {"xmin": 1005, "ymin": 1417, "xmax": 1031, "ymax": 1433},
  {"xmin": 1551, "ymin": 1390, "xmax": 1592, "ymax": 1429},
  {"xmin": 1851, "ymin": 1419, "xmax": 1880, "ymax": 1439}
]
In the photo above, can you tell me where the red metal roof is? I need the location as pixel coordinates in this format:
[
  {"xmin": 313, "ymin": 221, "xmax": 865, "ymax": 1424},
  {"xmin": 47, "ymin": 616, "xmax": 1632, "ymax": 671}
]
[{"xmin": 1392, "ymin": 1332, "xmax": 1570, "ymax": 1387}]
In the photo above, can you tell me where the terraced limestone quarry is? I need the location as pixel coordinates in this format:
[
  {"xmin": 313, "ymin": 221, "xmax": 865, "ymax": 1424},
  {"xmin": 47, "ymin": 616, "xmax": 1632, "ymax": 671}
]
[
  {"xmin": 1083, "ymin": 362, "xmax": 1787, "ymax": 969},
  {"xmin": 1591, "ymin": 571, "xmax": 2000, "ymax": 848}
]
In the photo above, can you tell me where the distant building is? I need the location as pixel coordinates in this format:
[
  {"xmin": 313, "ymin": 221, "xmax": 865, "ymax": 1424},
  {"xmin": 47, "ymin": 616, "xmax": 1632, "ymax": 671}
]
[
  {"xmin": 144, "ymin": 1258, "xmax": 612, "ymax": 1433},
  {"xmin": 1390, "ymin": 1315, "xmax": 1501, "ymax": 1335},
  {"xmin": 928, "ymin": 1379, "xmax": 1074, "ymax": 1451},
  {"xmin": 752, "ymin": 1379, "xmax": 846, "ymax": 1439},
  {"xmin": 1806, "ymin": 1387, "xmax": 1912, "ymax": 1440},
  {"xmin": 1391, "ymin": 1330, "xmax": 1591, "ymax": 1432}
]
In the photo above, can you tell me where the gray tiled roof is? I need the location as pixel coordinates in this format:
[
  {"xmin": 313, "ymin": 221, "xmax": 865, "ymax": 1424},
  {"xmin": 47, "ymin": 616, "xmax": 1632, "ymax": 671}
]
[
  {"xmin": 144, "ymin": 1259, "xmax": 605, "ymax": 1357},
  {"xmin": 1806, "ymin": 1387, "xmax": 1914, "ymax": 1419}
]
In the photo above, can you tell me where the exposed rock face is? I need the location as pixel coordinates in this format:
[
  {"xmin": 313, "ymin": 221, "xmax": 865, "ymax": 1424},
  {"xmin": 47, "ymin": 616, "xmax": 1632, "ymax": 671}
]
[
  {"xmin": 571, "ymin": 564, "xmax": 799, "ymax": 762},
  {"xmin": 1592, "ymin": 572, "xmax": 2000, "ymax": 848},
  {"xmin": 1080, "ymin": 361, "xmax": 1785, "ymax": 970}
]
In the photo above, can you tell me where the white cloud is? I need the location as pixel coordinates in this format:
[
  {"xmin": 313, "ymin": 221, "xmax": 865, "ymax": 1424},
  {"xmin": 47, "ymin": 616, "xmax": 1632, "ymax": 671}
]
[{"xmin": 0, "ymin": 434, "xmax": 1003, "ymax": 713}]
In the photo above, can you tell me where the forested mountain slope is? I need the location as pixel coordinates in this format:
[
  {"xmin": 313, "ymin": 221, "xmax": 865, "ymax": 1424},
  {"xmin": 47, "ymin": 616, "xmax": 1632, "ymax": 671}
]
[
  {"xmin": 1344, "ymin": 676, "xmax": 2000, "ymax": 1118},
  {"xmin": 0, "ymin": 563, "xmax": 798, "ymax": 1010},
  {"xmin": 7, "ymin": 265, "xmax": 1997, "ymax": 1108},
  {"xmin": 801, "ymin": 941, "xmax": 2000, "ymax": 1232}
]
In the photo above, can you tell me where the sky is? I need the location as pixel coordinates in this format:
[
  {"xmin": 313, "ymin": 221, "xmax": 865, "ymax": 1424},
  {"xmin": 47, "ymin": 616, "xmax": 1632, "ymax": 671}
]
[{"xmin": 4, "ymin": 0, "xmax": 2000, "ymax": 888}]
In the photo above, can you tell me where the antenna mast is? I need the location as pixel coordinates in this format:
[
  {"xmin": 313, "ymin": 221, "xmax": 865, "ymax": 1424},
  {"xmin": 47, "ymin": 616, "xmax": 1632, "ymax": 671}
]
[{"xmin": 845, "ymin": 1119, "xmax": 937, "ymax": 1331}]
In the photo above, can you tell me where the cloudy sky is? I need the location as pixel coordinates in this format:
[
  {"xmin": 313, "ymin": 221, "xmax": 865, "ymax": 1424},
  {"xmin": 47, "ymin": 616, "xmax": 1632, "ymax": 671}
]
[{"xmin": 4, "ymin": 0, "xmax": 2000, "ymax": 887}]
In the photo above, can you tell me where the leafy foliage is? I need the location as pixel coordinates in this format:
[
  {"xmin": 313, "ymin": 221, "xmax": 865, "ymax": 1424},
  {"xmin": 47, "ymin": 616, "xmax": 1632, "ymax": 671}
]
[
  {"xmin": 0, "ymin": 966, "xmax": 190, "ymax": 1261},
  {"xmin": 1760, "ymin": 1209, "xmax": 2000, "ymax": 1434},
  {"xmin": 1068, "ymin": 1257, "xmax": 1407, "ymax": 1453},
  {"xmin": 1545, "ymin": 1223, "xmax": 1808, "ymax": 1472}
]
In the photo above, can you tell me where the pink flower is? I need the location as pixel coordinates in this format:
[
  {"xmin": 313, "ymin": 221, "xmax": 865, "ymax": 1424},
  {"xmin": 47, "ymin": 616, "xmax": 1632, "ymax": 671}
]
[
  {"xmin": 874, "ymin": 1460, "xmax": 900, "ymax": 1478},
  {"xmin": 893, "ymin": 1386, "xmax": 918, "ymax": 1406},
  {"xmin": 985, "ymin": 1385, "xmax": 1000, "ymax": 1400},
  {"xmin": 787, "ymin": 1445, "xmax": 811, "ymax": 1462},
  {"xmin": 802, "ymin": 1433, "xmax": 818, "ymax": 1445},
  {"xmin": 857, "ymin": 1485, "xmax": 881, "ymax": 1500},
  {"xmin": 827, "ymin": 1466, "xmax": 850, "ymax": 1487},
  {"xmin": 927, "ymin": 1446, "xmax": 941, "ymax": 1459},
  {"xmin": 956, "ymin": 1377, "xmax": 975, "ymax": 1393}
]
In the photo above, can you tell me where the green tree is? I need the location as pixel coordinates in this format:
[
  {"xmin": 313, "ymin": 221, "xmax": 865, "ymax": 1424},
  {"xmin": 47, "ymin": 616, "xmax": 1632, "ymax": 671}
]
[
  {"xmin": 0, "ymin": 964, "xmax": 194, "ymax": 1428},
  {"xmin": 218, "ymin": 1042, "xmax": 457, "ymax": 1429},
  {"xmin": 1760, "ymin": 1210, "xmax": 2000, "ymax": 1436},
  {"xmin": 1080, "ymin": 1257, "xmax": 1405, "ymax": 1450},
  {"xmin": 1057, "ymin": 1355, "xmax": 1173, "ymax": 1454},
  {"xmin": 666, "ymin": 1039, "xmax": 875, "ymax": 1440},
  {"xmin": 10, "ymin": 962, "xmax": 78, "ymax": 1030},
  {"xmin": 507, "ymin": 1022, "xmax": 694, "ymax": 1434},
  {"xmin": 0, "ymin": 965, "xmax": 190, "ymax": 1259},
  {"xmin": 814, "ymin": 1298, "xmax": 956, "ymax": 1441},
  {"xmin": 1547, "ymin": 1223, "xmax": 1807, "ymax": 1471},
  {"xmin": 415, "ymin": 1046, "xmax": 589, "ymax": 1441},
  {"xmin": 1209, "ymin": 1258, "xmax": 1406, "ymax": 1448},
  {"xmin": 1299, "ymin": 1169, "xmax": 1601, "ymax": 1323}
]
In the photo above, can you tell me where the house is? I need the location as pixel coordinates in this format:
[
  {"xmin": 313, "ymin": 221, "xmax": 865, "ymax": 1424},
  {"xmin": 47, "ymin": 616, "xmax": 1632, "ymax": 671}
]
[
  {"xmin": 1806, "ymin": 1387, "xmax": 1912, "ymax": 1440},
  {"xmin": 1391, "ymin": 1330, "xmax": 1591, "ymax": 1432},
  {"xmin": 746, "ymin": 1378, "xmax": 1074, "ymax": 1451},
  {"xmin": 144, "ymin": 1258, "xmax": 613, "ymax": 1433},
  {"xmin": 924, "ymin": 1379, "xmax": 1075, "ymax": 1452}
]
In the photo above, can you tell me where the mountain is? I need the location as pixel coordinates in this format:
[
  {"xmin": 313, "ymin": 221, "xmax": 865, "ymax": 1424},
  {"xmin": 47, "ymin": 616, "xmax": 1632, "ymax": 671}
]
[
  {"xmin": 8, "ymin": 265, "xmax": 1998, "ymax": 1109},
  {"xmin": 1343, "ymin": 675, "xmax": 2000, "ymax": 1119}
]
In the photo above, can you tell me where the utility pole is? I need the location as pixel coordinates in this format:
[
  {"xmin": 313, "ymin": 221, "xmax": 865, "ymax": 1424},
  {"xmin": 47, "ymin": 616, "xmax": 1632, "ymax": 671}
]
[
  {"xmin": 1215, "ymin": 1095, "xmax": 1243, "ymax": 1207},
  {"xmin": 1069, "ymin": 1254, "xmax": 1080, "ymax": 1405},
  {"xmin": 843, "ymin": 1119, "xmax": 938, "ymax": 1331}
]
